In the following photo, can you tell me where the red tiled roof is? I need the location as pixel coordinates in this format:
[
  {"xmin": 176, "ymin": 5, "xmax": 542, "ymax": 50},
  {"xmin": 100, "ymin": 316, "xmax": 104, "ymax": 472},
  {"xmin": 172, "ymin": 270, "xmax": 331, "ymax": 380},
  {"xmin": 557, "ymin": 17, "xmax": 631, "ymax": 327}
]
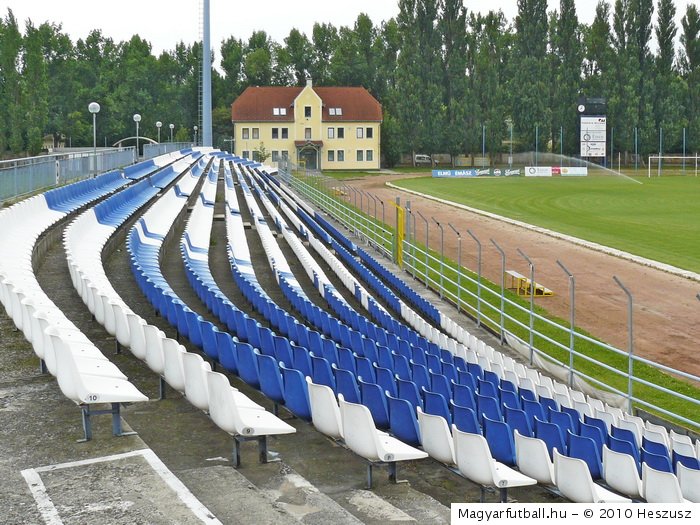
[{"xmin": 231, "ymin": 86, "xmax": 382, "ymax": 122}]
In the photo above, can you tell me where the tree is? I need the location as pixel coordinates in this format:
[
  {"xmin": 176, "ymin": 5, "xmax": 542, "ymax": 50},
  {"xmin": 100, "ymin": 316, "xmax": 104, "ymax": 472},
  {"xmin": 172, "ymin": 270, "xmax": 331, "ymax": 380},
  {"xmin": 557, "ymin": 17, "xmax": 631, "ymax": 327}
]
[
  {"xmin": 254, "ymin": 142, "xmax": 271, "ymax": 163},
  {"xmin": 0, "ymin": 10, "xmax": 25, "ymax": 153},
  {"xmin": 23, "ymin": 21, "xmax": 50, "ymax": 154},
  {"xmin": 220, "ymin": 36, "xmax": 245, "ymax": 103},
  {"xmin": 681, "ymin": 4, "xmax": 700, "ymax": 152},
  {"xmin": 283, "ymin": 29, "xmax": 311, "ymax": 85},
  {"xmin": 310, "ymin": 23, "xmax": 338, "ymax": 85}
]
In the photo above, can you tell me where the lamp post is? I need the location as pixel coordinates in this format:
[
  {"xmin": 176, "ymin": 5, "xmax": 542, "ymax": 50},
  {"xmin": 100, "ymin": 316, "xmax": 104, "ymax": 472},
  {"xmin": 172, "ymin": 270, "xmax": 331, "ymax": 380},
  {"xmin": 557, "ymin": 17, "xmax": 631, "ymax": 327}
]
[
  {"xmin": 194, "ymin": 125, "xmax": 198, "ymax": 146},
  {"xmin": 169, "ymin": 123, "xmax": 174, "ymax": 142},
  {"xmin": 156, "ymin": 121, "xmax": 162, "ymax": 143},
  {"xmin": 88, "ymin": 102, "xmax": 100, "ymax": 178},
  {"xmin": 133, "ymin": 113, "xmax": 141, "ymax": 160},
  {"xmin": 448, "ymin": 223, "xmax": 462, "ymax": 313},
  {"xmin": 432, "ymin": 217, "xmax": 444, "ymax": 298}
]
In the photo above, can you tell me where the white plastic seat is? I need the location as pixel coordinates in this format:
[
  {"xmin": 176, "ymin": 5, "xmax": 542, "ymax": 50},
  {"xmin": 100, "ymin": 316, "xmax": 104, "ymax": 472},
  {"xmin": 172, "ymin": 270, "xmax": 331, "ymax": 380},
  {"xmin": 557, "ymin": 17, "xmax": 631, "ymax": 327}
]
[
  {"xmin": 416, "ymin": 406, "xmax": 455, "ymax": 465},
  {"xmin": 206, "ymin": 370, "xmax": 295, "ymax": 467},
  {"xmin": 643, "ymin": 423, "xmax": 669, "ymax": 448},
  {"xmin": 617, "ymin": 418, "xmax": 642, "ymax": 448},
  {"xmin": 453, "ymin": 424, "xmax": 536, "ymax": 502},
  {"xmin": 162, "ymin": 338, "xmax": 186, "ymax": 392},
  {"xmin": 642, "ymin": 463, "xmax": 689, "ymax": 503},
  {"xmin": 339, "ymin": 394, "xmax": 428, "ymax": 488},
  {"xmin": 602, "ymin": 444, "xmax": 642, "ymax": 499},
  {"xmin": 553, "ymin": 449, "xmax": 630, "ymax": 503},
  {"xmin": 670, "ymin": 434, "xmax": 696, "ymax": 457},
  {"xmin": 586, "ymin": 395, "xmax": 605, "ymax": 414},
  {"xmin": 676, "ymin": 462, "xmax": 700, "ymax": 502},
  {"xmin": 514, "ymin": 430, "xmax": 555, "ymax": 485},
  {"xmin": 182, "ymin": 352, "xmax": 212, "ymax": 411},
  {"xmin": 306, "ymin": 376, "xmax": 343, "ymax": 440},
  {"xmin": 572, "ymin": 399, "xmax": 593, "ymax": 418},
  {"xmin": 594, "ymin": 407, "xmax": 615, "ymax": 432},
  {"xmin": 569, "ymin": 389, "xmax": 586, "ymax": 403}
]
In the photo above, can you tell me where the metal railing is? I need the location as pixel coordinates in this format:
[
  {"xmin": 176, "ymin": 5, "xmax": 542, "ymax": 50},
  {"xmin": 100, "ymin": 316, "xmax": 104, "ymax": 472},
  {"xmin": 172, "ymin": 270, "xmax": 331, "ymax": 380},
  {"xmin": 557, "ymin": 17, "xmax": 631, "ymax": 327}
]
[
  {"xmin": 0, "ymin": 148, "xmax": 135, "ymax": 203},
  {"xmin": 278, "ymin": 160, "xmax": 700, "ymax": 432},
  {"xmin": 142, "ymin": 142, "xmax": 193, "ymax": 159}
]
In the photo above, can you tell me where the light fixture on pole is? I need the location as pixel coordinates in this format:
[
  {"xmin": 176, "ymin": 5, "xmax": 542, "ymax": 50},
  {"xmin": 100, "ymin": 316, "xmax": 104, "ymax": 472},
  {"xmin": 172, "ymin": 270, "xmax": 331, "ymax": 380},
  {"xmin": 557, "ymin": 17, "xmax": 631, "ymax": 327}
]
[
  {"xmin": 133, "ymin": 113, "xmax": 141, "ymax": 159},
  {"xmin": 194, "ymin": 125, "xmax": 198, "ymax": 146},
  {"xmin": 156, "ymin": 121, "xmax": 162, "ymax": 143},
  {"xmin": 88, "ymin": 102, "xmax": 100, "ymax": 177},
  {"xmin": 169, "ymin": 123, "xmax": 174, "ymax": 142}
]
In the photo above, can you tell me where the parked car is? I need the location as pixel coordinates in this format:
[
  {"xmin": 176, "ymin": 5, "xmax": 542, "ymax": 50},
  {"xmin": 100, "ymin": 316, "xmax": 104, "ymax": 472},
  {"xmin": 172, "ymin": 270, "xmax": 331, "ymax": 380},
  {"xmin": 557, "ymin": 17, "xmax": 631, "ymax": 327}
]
[{"xmin": 414, "ymin": 154, "xmax": 432, "ymax": 166}]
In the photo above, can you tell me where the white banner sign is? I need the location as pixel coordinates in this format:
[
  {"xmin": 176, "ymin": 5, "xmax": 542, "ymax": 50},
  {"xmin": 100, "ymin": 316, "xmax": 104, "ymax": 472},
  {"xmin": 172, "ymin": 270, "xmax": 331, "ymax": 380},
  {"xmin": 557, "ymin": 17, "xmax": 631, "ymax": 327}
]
[
  {"xmin": 580, "ymin": 116, "xmax": 606, "ymax": 158},
  {"xmin": 525, "ymin": 166, "xmax": 552, "ymax": 177}
]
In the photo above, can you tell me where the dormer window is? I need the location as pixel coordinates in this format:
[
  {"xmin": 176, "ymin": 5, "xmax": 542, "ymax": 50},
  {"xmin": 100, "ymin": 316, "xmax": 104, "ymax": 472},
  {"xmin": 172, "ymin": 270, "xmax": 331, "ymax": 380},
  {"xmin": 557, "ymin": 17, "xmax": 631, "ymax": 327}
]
[
  {"xmin": 328, "ymin": 107, "xmax": 342, "ymax": 116},
  {"xmin": 273, "ymin": 107, "xmax": 287, "ymax": 116}
]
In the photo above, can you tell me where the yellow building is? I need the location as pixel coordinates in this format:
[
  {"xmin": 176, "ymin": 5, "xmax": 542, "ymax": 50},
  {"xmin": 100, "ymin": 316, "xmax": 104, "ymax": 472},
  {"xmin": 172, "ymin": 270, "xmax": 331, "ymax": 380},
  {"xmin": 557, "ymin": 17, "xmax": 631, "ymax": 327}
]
[{"xmin": 231, "ymin": 78, "xmax": 382, "ymax": 170}]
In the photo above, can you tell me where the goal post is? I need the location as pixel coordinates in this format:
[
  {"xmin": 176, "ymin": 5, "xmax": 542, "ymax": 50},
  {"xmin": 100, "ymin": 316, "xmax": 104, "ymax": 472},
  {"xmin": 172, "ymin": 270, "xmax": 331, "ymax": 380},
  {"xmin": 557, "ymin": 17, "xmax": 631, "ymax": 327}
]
[{"xmin": 647, "ymin": 155, "xmax": 700, "ymax": 178}]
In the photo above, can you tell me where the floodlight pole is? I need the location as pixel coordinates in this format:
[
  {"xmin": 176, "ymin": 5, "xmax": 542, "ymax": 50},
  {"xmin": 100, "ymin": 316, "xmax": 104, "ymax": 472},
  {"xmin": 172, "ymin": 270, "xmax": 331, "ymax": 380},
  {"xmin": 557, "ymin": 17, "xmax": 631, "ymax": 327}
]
[
  {"xmin": 432, "ymin": 217, "xmax": 444, "ymax": 298},
  {"xmin": 517, "ymin": 248, "xmax": 535, "ymax": 365},
  {"xmin": 169, "ymin": 123, "xmax": 174, "ymax": 142},
  {"xmin": 133, "ymin": 113, "xmax": 141, "ymax": 161},
  {"xmin": 613, "ymin": 276, "xmax": 634, "ymax": 414},
  {"xmin": 491, "ymin": 239, "xmax": 506, "ymax": 344},
  {"xmin": 416, "ymin": 211, "xmax": 429, "ymax": 288},
  {"xmin": 156, "ymin": 121, "xmax": 162, "ymax": 143},
  {"xmin": 88, "ymin": 102, "xmax": 100, "ymax": 178},
  {"xmin": 467, "ymin": 229, "xmax": 482, "ymax": 327},
  {"xmin": 448, "ymin": 223, "xmax": 462, "ymax": 313},
  {"xmin": 556, "ymin": 260, "xmax": 576, "ymax": 387}
]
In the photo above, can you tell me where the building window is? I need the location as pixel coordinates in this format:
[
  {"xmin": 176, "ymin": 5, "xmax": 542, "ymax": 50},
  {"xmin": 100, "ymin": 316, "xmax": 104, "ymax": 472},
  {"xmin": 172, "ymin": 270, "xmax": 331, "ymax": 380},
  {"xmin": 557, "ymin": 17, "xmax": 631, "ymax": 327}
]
[
  {"xmin": 305, "ymin": 128, "xmax": 311, "ymax": 140},
  {"xmin": 329, "ymin": 108, "xmax": 335, "ymax": 116},
  {"xmin": 356, "ymin": 127, "xmax": 364, "ymax": 139},
  {"xmin": 327, "ymin": 128, "xmax": 335, "ymax": 139},
  {"xmin": 242, "ymin": 128, "xmax": 249, "ymax": 140},
  {"xmin": 366, "ymin": 150, "xmax": 373, "ymax": 162},
  {"xmin": 366, "ymin": 127, "xmax": 373, "ymax": 139},
  {"xmin": 280, "ymin": 107, "xmax": 287, "ymax": 115},
  {"xmin": 281, "ymin": 150, "xmax": 289, "ymax": 159},
  {"xmin": 273, "ymin": 108, "xmax": 280, "ymax": 116},
  {"xmin": 357, "ymin": 150, "xmax": 364, "ymax": 162},
  {"xmin": 328, "ymin": 150, "xmax": 335, "ymax": 162},
  {"xmin": 337, "ymin": 127, "xmax": 344, "ymax": 139},
  {"xmin": 252, "ymin": 128, "xmax": 259, "ymax": 139},
  {"xmin": 281, "ymin": 128, "xmax": 288, "ymax": 139},
  {"xmin": 272, "ymin": 151, "xmax": 279, "ymax": 162},
  {"xmin": 272, "ymin": 128, "xmax": 279, "ymax": 139},
  {"xmin": 337, "ymin": 150, "xmax": 344, "ymax": 162},
  {"xmin": 242, "ymin": 150, "xmax": 250, "ymax": 159},
  {"xmin": 305, "ymin": 106, "xmax": 312, "ymax": 118}
]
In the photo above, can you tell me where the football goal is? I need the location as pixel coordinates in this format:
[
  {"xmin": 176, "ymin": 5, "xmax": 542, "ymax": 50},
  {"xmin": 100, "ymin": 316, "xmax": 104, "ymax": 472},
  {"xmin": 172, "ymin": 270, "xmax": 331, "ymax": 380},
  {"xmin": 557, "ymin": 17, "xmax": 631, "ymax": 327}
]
[{"xmin": 647, "ymin": 155, "xmax": 700, "ymax": 178}]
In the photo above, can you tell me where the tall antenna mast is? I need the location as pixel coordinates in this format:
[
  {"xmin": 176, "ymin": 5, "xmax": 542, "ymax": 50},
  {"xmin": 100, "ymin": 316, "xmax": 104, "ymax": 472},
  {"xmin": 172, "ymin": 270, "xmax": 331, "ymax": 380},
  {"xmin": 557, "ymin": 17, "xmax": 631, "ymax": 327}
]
[{"xmin": 202, "ymin": 0, "xmax": 213, "ymax": 147}]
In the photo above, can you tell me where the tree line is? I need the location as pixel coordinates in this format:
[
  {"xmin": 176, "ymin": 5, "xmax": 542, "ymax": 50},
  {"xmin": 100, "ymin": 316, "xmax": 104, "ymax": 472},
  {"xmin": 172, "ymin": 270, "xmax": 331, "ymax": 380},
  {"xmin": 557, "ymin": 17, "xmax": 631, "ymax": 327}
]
[{"xmin": 1, "ymin": 0, "xmax": 699, "ymax": 166}]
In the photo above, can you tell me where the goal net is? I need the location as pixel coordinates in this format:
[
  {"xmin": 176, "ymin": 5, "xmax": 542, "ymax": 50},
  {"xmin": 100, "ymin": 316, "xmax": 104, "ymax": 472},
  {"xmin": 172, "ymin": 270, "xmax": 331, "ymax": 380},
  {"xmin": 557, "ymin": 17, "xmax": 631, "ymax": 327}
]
[{"xmin": 647, "ymin": 155, "xmax": 700, "ymax": 178}]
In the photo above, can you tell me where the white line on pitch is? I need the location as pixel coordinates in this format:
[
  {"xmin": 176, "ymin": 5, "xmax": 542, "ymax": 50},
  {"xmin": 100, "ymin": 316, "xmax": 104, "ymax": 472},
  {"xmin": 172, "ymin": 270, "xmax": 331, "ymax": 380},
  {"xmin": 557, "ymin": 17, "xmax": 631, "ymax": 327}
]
[{"xmin": 21, "ymin": 448, "xmax": 222, "ymax": 525}]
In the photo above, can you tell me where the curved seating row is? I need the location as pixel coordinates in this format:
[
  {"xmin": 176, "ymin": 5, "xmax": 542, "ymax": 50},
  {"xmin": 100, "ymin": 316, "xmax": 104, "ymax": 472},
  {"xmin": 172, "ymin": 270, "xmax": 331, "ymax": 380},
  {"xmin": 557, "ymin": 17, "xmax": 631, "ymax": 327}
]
[
  {"xmin": 250, "ymin": 163, "xmax": 699, "ymax": 502},
  {"xmin": 0, "ymin": 160, "xmax": 170, "ymax": 439}
]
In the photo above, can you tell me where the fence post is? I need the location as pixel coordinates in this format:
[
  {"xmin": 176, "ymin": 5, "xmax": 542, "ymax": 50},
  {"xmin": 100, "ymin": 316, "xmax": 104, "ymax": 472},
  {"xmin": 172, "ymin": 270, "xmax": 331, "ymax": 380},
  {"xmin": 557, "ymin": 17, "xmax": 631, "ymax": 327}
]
[
  {"xmin": 490, "ymin": 239, "xmax": 506, "ymax": 344},
  {"xmin": 416, "ymin": 211, "xmax": 429, "ymax": 289},
  {"xmin": 448, "ymin": 223, "xmax": 461, "ymax": 313},
  {"xmin": 613, "ymin": 276, "xmax": 634, "ymax": 414},
  {"xmin": 467, "ymin": 229, "xmax": 482, "ymax": 327},
  {"xmin": 556, "ymin": 260, "xmax": 576, "ymax": 387},
  {"xmin": 517, "ymin": 248, "xmax": 535, "ymax": 365},
  {"xmin": 432, "ymin": 217, "xmax": 444, "ymax": 298}
]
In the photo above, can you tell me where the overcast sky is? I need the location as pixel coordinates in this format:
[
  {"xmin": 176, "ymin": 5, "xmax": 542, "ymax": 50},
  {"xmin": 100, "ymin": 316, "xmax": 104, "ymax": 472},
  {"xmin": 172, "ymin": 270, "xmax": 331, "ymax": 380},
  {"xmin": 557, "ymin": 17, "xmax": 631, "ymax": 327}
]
[{"xmin": 2, "ymin": 0, "xmax": 695, "ymax": 61}]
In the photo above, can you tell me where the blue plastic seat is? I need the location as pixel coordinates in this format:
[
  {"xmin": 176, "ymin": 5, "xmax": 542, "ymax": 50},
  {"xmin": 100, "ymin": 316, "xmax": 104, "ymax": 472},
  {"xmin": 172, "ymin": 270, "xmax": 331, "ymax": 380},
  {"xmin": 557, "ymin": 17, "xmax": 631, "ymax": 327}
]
[
  {"xmin": 235, "ymin": 341, "xmax": 260, "ymax": 388},
  {"xmin": 273, "ymin": 335, "xmax": 293, "ymax": 367},
  {"xmin": 519, "ymin": 387, "xmax": 537, "ymax": 402},
  {"xmin": 611, "ymin": 424, "xmax": 640, "ymax": 451},
  {"xmin": 499, "ymin": 388, "xmax": 521, "ymax": 410},
  {"xmin": 484, "ymin": 416, "xmax": 517, "ymax": 466},
  {"xmin": 376, "ymin": 345, "xmax": 393, "ymax": 369},
  {"xmin": 456, "ymin": 369, "xmax": 477, "ymax": 392},
  {"xmin": 291, "ymin": 344, "xmax": 312, "ymax": 378},
  {"xmin": 539, "ymin": 395, "xmax": 558, "ymax": 414},
  {"xmin": 430, "ymin": 371, "xmax": 453, "ymax": 404},
  {"xmin": 336, "ymin": 346, "xmax": 356, "ymax": 375},
  {"xmin": 256, "ymin": 353, "xmax": 285, "ymax": 408},
  {"xmin": 522, "ymin": 398, "xmax": 545, "ymax": 427},
  {"xmin": 467, "ymin": 362, "xmax": 483, "ymax": 380},
  {"xmin": 200, "ymin": 321, "xmax": 219, "ymax": 361},
  {"xmin": 641, "ymin": 447, "xmax": 673, "ymax": 473},
  {"xmin": 310, "ymin": 354, "xmax": 335, "ymax": 390},
  {"xmin": 672, "ymin": 450, "xmax": 700, "ymax": 471},
  {"xmin": 334, "ymin": 366, "xmax": 361, "ymax": 404},
  {"xmin": 320, "ymin": 337, "xmax": 338, "ymax": 366},
  {"xmin": 548, "ymin": 408, "xmax": 576, "ymax": 438},
  {"xmin": 359, "ymin": 378, "xmax": 390, "ymax": 429},
  {"xmin": 423, "ymin": 389, "xmax": 451, "ymax": 425},
  {"xmin": 560, "ymin": 405, "xmax": 582, "ymax": 434},
  {"xmin": 642, "ymin": 436, "xmax": 669, "ymax": 459},
  {"xmin": 279, "ymin": 362, "xmax": 312, "ymax": 421},
  {"xmin": 410, "ymin": 362, "xmax": 430, "ymax": 392},
  {"xmin": 475, "ymin": 393, "xmax": 502, "ymax": 425},
  {"xmin": 396, "ymin": 377, "xmax": 423, "ymax": 410},
  {"xmin": 452, "ymin": 402, "xmax": 480, "ymax": 434},
  {"xmin": 215, "ymin": 331, "xmax": 238, "ymax": 373},
  {"xmin": 387, "ymin": 392, "xmax": 421, "ymax": 446},
  {"xmin": 504, "ymin": 406, "xmax": 532, "ymax": 437},
  {"xmin": 609, "ymin": 434, "xmax": 641, "ymax": 469},
  {"xmin": 579, "ymin": 420, "xmax": 606, "ymax": 458},
  {"xmin": 452, "ymin": 382, "xmax": 476, "ymax": 411},
  {"xmin": 393, "ymin": 352, "xmax": 411, "ymax": 381},
  {"xmin": 567, "ymin": 431, "xmax": 603, "ymax": 479},
  {"xmin": 355, "ymin": 356, "xmax": 376, "ymax": 383},
  {"xmin": 375, "ymin": 365, "xmax": 397, "ymax": 397},
  {"xmin": 534, "ymin": 416, "xmax": 567, "ymax": 459},
  {"xmin": 477, "ymin": 378, "xmax": 498, "ymax": 399}
]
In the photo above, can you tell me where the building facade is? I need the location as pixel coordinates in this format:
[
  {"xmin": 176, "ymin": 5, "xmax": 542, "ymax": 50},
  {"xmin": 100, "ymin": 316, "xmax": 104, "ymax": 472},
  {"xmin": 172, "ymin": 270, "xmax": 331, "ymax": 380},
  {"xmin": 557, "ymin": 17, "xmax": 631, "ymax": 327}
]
[{"xmin": 231, "ymin": 79, "xmax": 382, "ymax": 170}]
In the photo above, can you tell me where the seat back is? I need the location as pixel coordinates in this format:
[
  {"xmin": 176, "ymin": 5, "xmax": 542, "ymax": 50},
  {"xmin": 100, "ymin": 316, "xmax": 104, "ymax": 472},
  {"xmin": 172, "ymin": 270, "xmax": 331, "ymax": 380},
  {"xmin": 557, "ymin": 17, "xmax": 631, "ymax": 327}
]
[
  {"xmin": 334, "ymin": 366, "xmax": 361, "ymax": 404},
  {"xmin": 642, "ymin": 463, "xmax": 685, "ymax": 503},
  {"xmin": 452, "ymin": 425, "xmax": 494, "ymax": 486},
  {"xmin": 505, "ymin": 406, "xmax": 532, "ymax": 437},
  {"xmin": 423, "ymin": 389, "xmax": 451, "ymax": 425},
  {"xmin": 416, "ymin": 406, "xmax": 455, "ymax": 465},
  {"xmin": 359, "ymin": 378, "xmax": 390, "ymax": 429},
  {"xmin": 182, "ymin": 352, "xmax": 211, "ymax": 410},
  {"xmin": 306, "ymin": 376, "xmax": 342, "ymax": 439},
  {"xmin": 553, "ymin": 449, "xmax": 595, "ymax": 503},
  {"xmin": 338, "ymin": 394, "xmax": 380, "ymax": 461},
  {"xmin": 206, "ymin": 370, "xmax": 237, "ymax": 434},
  {"xmin": 534, "ymin": 416, "xmax": 566, "ymax": 459},
  {"xmin": 568, "ymin": 431, "xmax": 603, "ymax": 479},
  {"xmin": 279, "ymin": 363, "xmax": 312, "ymax": 421},
  {"xmin": 386, "ymin": 393, "xmax": 421, "ymax": 446},
  {"xmin": 452, "ymin": 402, "xmax": 481, "ymax": 434},
  {"xmin": 256, "ymin": 352, "xmax": 285, "ymax": 404},
  {"xmin": 641, "ymin": 447, "xmax": 673, "ymax": 473},
  {"xmin": 676, "ymin": 462, "xmax": 700, "ymax": 503},
  {"xmin": 484, "ymin": 416, "xmax": 516, "ymax": 466},
  {"xmin": 514, "ymin": 431, "xmax": 555, "ymax": 485},
  {"xmin": 602, "ymin": 445, "xmax": 642, "ymax": 499}
]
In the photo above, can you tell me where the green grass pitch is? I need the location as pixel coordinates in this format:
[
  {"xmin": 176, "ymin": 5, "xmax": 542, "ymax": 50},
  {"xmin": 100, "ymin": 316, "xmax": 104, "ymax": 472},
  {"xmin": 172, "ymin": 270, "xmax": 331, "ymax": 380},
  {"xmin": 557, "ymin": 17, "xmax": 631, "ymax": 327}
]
[{"xmin": 393, "ymin": 175, "xmax": 700, "ymax": 274}]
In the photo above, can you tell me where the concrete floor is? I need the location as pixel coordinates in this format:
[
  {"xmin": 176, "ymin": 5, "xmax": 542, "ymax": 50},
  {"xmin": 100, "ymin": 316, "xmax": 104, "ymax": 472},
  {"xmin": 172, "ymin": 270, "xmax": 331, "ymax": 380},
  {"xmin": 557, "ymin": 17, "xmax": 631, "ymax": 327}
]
[{"xmin": 0, "ymin": 168, "xmax": 565, "ymax": 525}]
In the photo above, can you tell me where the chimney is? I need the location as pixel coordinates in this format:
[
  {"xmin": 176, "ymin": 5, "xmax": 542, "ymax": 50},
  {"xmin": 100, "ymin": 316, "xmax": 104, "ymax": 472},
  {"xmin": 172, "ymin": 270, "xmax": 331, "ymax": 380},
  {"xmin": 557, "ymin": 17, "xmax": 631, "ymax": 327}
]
[{"xmin": 306, "ymin": 75, "xmax": 312, "ymax": 88}]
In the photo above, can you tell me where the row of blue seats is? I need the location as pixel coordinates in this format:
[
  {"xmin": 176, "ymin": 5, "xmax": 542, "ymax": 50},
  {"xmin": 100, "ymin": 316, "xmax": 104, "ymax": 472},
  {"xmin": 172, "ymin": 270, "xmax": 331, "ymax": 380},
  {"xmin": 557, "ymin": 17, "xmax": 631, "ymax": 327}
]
[{"xmin": 44, "ymin": 169, "xmax": 128, "ymax": 212}]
